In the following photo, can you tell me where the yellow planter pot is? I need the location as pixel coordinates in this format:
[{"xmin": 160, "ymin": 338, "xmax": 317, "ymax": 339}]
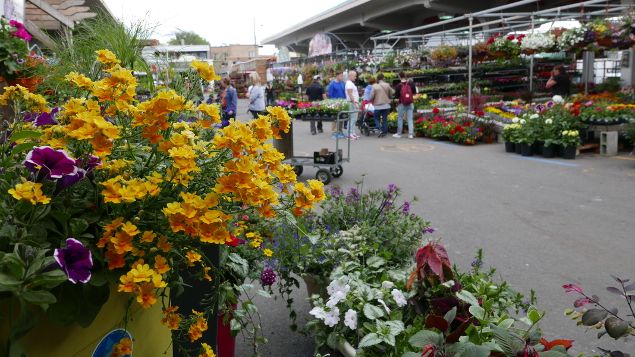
[{"xmin": 18, "ymin": 290, "xmax": 172, "ymax": 357}]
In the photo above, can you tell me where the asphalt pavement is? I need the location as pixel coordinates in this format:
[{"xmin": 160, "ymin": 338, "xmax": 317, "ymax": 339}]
[{"xmin": 234, "ymin": 100, "xmax": 635, "ymax": 356}]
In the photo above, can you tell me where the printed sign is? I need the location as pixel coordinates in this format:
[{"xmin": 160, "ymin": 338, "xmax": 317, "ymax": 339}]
[
  {"xmin": 308, "ymin": 33, "xmax": 332, "ymax": 57},
  {"xmin": 92, "ymin": 329, "xmax": 133, "ymax": 357}
]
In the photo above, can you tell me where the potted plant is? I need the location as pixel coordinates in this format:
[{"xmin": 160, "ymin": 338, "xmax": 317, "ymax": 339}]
[
  {"xmin": 0, "ymin": 51, "xmax": 325, "ymax": 357},
  {"xmin": 502, "ymin": 123, "xmax": 521, "ymax": 153},
  {"xmin": 517, "ymin": 117, "xmax": 536, "ymax": 156},
  {"xmin": 540, "ymin": 118, "xmax": 558, "ymax": 158},
  {"xmin": 560, "ymin": 130, "xmax": 580, "ymax": 159},
  {"xmin": 0, "ymin": 19, "xmax": 30, "ymax": 84}
]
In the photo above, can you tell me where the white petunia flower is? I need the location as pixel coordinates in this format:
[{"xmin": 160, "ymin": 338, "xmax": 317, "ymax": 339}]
[
  {"xmin": 512, "ymin": 117, "xmax": 520, "ymax": 123},
  {"xmin": 552, "ymin": 95, "xmax": 564, "ymax": 104},
  {"xmin": 381, "ymin": 281, "xmax": 394, "ymax": 289},
  {"xmin": 324, "ymin": 307, "xmax": 340, "ymax": 327},
  {"xmin": 309, "ymin": 306, "xmax": 327, "ymax": 320},
  {"xmin": 344, "ymin": 309, "xmax": 358, "ymax": 330},
  {"xmin": 520, "ymin": 119, "xmax": 526, "ymax": 125},
  {"xmin": 391, "ymin": 289, "xmax": 408, "ymax": 307},
  {"xmin": 326, "ymin": 290, "xmax": 347, "ymax": 308},
  {"xmin": 545, "ymin": 118, "xmax": 553, "ymax": 125},
  {"xmin": 530, "ymin": 114, "xmax": 539, "ymax": 120}
]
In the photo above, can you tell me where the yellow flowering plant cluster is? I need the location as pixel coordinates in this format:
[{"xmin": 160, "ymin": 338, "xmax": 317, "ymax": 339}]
[{"xmin": 0, "ymin": 50, "xmax": 324, "ymax": 356}]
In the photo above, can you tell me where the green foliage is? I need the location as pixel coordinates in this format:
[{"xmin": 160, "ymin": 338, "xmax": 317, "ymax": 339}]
[
  {"xmin": 168, "ymin": 30, "xmax": 210, "ymax": 45},
  {"xmin": 43, "ymin": 13, "xmax": 154, "ymax": 94}
]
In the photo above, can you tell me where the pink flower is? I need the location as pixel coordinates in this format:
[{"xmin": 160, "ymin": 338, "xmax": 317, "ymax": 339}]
[
  {"xmin": 9, "ymin": 20, "xmax": 32, "ymax": 41},
  {"xmin": 563, "ymin": 283, "xmax": 583, "ymax": 294},
  {"xmin": 574, "ymin": 297, "xmax": 592, "ymax": 307}
]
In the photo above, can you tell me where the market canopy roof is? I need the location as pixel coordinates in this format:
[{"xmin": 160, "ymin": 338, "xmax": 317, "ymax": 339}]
[
  {"xmin": 262, "ymin": 0, "xmax": 630, "ymax": 53},
  {"xmin": 24, "ymin": 0, "xmax": 113, "ymax": 47}
]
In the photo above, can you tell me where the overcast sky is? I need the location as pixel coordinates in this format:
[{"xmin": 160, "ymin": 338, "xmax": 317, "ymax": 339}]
[{"xmin": 103, "ymin": 0, "xmax": 345, "ymax": 54}]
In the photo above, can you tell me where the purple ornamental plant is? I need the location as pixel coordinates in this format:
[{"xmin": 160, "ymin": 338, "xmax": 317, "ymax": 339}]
[
  {"xmin": 24, "ymin": 146, "xmax": 78, "ymax": 180},
  {"xmin": 54, "ymin": 238, "xmax": 93, "ymax": 284}
]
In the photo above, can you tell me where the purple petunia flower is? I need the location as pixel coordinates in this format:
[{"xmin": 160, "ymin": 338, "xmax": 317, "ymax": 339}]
[
  {"xmin": 546, "ymin": 101, "xmax": 555, "ymax": 108},
  {"xmin": 9, "ymin": 20, "xmax": 32, "ymax": 41},
  {"xmin": 54, "ymin": 238, "xmax": 93, "ymax": 284},
  {"xmin": 85, "ymin": 155, "xmax": 101, "ymax": 170},
  {"xmin": 57, "ymin": 168, "xmax": 86, "ymax": 190},
  {"xmin": 34, "ymin": 108, "xmax": 59, "ymax": 127},
  {"xmin": 24, "ymin": 146, "xmax": 78, "ymax": 180}
]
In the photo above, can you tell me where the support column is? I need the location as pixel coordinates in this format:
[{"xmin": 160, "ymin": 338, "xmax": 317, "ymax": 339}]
[
  {"xmin": 581, "ymin": 51, "xmax": 595, "ymax": 95},
  {"xmin": 620, "ymin": 48, "xmax": 635, "ymax": 87},
  {"xmin": 467, "ymin": 16, "xmax": 473, "ymax": 114}
]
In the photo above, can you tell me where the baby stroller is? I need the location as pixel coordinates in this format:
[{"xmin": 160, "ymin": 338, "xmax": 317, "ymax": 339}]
[{"xmin": 358, "ymin": 100, "xmax": 381, "ymax": 136}]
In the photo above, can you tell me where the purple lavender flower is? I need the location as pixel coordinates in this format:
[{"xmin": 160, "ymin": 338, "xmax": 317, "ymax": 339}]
[
  {"xmin": 24, "ymin": 146, "xmax": 78, "ymax": 180},
  {"xmin": 471, "ymin": 258, "xmax": 483, "ymax": 269},
  {"xmin": 402, "ymin": 201, "xmax": 411, "ymax": 214},
  {"xmin": 260, "ymin": 267, "xmax": 277, "ymax": 286},
  {"xmin": 54, "ymin": 238, "xmax": 93, "ymax": 284},
  {"xmin": 329, "ymin": 186, "xmax": 342, "ymax": 198},
  {"xmin": 346, "ymin": 188, "xmax": 360, "ymax": 203},
  {"xmin": 387, "ymin": 183, "xmax": 398, "ymax": 194},
  {"xmin": 423, "ymin": 227, "xmax": 435, "ymax": 234}
]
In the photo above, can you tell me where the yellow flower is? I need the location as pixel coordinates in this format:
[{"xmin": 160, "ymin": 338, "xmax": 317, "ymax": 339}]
[
  {"xmin": 0, "ymin": 85, "xmax": 49, "ymax": 112},
  {"xmin": 65, "ymin": 72, "xmax": 94, "ymax": 89},
  {"xmin": 191, "ymin": 60, "xmax": 220, "ymax": 81},
  {"xmin": 263, "ymin": 248, "xmax": 273, "ymax": 257},
  {"xmin": 199, "ymin": 343, "xmax": 216, "ymax": 357},
  {"xmin": 197, "ymin": 103, "xmax": 221, "ymax": 126},
  {"xmin": 129, "ymin": 263, "xmax": 155, "ymax": 283},
  {"xmin": 8, "ymin": 181, "xmax": 50, "ymax": 205},
  {"xmin": 95, "ymin": 49, "xmax": 121, "ymax": 67}
]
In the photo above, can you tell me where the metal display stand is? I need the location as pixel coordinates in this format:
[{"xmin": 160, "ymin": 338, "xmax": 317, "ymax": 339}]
[{"xmin": 281, "ymin": 111, "xmax": 355, "ymax": 185}]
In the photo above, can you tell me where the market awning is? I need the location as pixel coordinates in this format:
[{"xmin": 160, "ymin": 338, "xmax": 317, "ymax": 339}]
[
  {"xmin": 23, "ymin": 0, "xmax": 113, "ymax": 47},
  {"xmin": 262, "ymin": 0, "xmax": 632, "ymax": 53}
]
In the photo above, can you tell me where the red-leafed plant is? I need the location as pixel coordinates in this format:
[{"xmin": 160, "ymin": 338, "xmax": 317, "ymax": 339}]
[{"xmin": 407, "ymin": 242, "xmax": 454, "ymax": 290}]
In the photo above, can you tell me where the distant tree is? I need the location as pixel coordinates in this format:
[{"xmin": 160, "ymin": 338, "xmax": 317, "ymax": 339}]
[{"xmin": 168, "ymin": 31, "xmax": 210, "ymax": 45}]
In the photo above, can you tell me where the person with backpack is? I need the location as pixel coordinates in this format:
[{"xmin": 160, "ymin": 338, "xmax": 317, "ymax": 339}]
[
  {"xmin": 393, "ymin": 71, "xmax": 417, "ymax": 139},
  {"xmin": 369, "ymin": 73, "xmax": 395, "ymax": 138}
]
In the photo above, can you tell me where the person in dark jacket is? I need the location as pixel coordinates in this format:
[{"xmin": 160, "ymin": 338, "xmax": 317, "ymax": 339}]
[
  {"xmin": 546, "ymin": 65, "xmax": 571, "ymax": 97},
  {"xmin": 306, "ymin": 75, "xmax": 326, "ymax": 134}
]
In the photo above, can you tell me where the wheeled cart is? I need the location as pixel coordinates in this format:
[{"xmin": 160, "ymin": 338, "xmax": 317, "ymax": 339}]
[{"xmin": 278, "ymin": 111, "xmax": 355, "ymax": 185}]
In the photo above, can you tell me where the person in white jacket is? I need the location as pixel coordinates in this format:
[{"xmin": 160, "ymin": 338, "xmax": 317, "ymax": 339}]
[{"xmin": 247, "ymin": 73, "xmax": 266, "ymax": 118}]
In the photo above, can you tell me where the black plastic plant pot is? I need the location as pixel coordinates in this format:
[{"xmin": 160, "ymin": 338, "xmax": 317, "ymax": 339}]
[
  {"xmin": 504, "ymin": 141, "xmax": 515, "ymax": 153},
  {"xmin": 515, "ymin": 142, "xmax": 522, "ymax": 154},
  {"xmin": 542, "ymin": 144, "xmax": 555, "ymax": 158},
  {"xmin": 533, "ymin": 141, "xmax": 544, "ymax": 156},
  {"xmin": 520, "ymin": 143, "xmax": 533, "ymax": 156},
  {"xmin": 561, "ymin": 145, "xmax": 576, "ymax": 160}
]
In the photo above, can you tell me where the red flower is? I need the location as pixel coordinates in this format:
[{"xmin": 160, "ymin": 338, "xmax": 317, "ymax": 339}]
[
  {"xmin": 562, "ymin": 283, "xmax": 583, "ymax": 294},
  {"xmin": 486, "ymin": 36, "xmax": 496, "ymax": 45},
  {"xmin": 540, "ymin": 338, "xmax": 574, "ymax": 351},
  {"xmin": 475, "ymin": 110, "xmax": 485, "ymax": 117},
  {"xmin": 507, "ymin": 35, "xmax": 515, "ymax": 41},
  {"xmin": 432, "ymin": 107, "xmax": 440, "ymax": 114},
  {"xmin": 574, "ymin": 297, "xmax": 592, "ymax": 307},
  {"xmin": 226, "ymin": 234, "xmax": 239, "ymax": 247}
]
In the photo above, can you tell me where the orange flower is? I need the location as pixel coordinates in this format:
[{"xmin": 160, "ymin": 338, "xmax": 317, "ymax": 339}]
[
  {"xmin": 105, "ymin": 250, "xmax": 126, "ymax": 270},
  {"xmin": 161, "ymin": 306, "xmax": 182, "ymax": 330},
  {"xmin": 157, "ymin": 236, "xmax": 172, "ymax": 252},
  {"xmin": 136, "ymin": 282, "xmax": 157, "ymax": 308},
  {"xmin": 154, "ymin": 255, "xmax": 170, "ymax": 274},
  {"xmin": 118, "ymin": 274, "xmax": 136, "ymax": 293},
  {"xmin": 186, "ymin": 251, "xmax": 202, "ymax": 266}
]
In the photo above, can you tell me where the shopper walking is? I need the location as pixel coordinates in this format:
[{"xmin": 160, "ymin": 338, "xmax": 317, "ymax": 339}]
[
  {"xmin": 247, "ymin": 73, "xmax": 266, "ymax": 118},
  {"xmin": 265, "ymin": 82, "xmax": 275, "ymax": 106},
  {"xmin": 327, "ymin": 72, "xmax": 347, "ymax": 138},
  {"xmin": 306, "ymin": 75, "xmax": 326, "ymax": 134},
  {"xmin": 345, "ymin": 70, "xmax": 360, "ymax": 140},
  {"xmin": 369, "ymin": 73, "xmax": 394, "ymax": 138},
  {"xmin": 393, "ymin": 71, "xmax": 416, "ymax": 139},
  {"xmin": 221, "ymin": 78, "xmax": 237, "ymax": 127}
]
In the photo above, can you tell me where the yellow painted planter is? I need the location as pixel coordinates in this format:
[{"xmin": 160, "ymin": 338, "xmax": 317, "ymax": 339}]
[{"xmin": 19, "ymin": 290, "xmax": 172, "ymax": 357}]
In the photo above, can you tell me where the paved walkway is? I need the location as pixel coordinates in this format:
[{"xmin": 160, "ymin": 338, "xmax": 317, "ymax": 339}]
[{"xmin": 235, "ymin": 100, "xmax": 635, "ymax": 356}]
